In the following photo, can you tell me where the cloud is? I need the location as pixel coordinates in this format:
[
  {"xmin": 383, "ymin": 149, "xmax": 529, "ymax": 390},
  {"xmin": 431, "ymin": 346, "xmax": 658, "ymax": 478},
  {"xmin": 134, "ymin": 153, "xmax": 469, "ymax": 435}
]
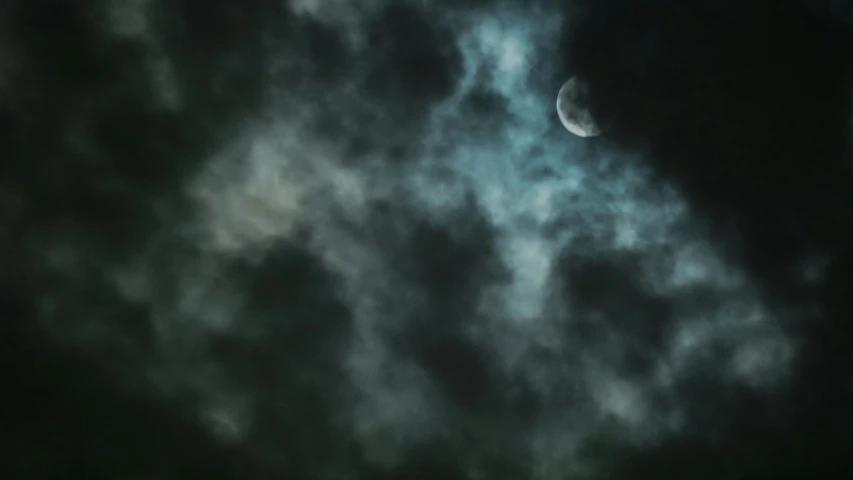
[
  {"xmin": 7, "ymin": 0, "xmax": 836, "ymax": 478},
  {"xmin": 171, "ymin": 1, "xmax": 800, "ymax": 474}
]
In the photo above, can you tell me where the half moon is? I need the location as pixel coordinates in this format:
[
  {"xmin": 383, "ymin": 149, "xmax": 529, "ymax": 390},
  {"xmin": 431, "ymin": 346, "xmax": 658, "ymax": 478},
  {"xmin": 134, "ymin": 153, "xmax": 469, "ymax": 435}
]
[{"xmin": 556, "ymin": 76, "xmax": 603, "ymax": 137}]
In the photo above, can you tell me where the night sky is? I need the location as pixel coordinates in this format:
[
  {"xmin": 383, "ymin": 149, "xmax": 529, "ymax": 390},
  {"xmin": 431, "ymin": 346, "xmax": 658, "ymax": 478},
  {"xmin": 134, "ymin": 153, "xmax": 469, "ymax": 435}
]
[{"xmin": 2, "ymin": 1, "xmax": 852, "ymax": 479}]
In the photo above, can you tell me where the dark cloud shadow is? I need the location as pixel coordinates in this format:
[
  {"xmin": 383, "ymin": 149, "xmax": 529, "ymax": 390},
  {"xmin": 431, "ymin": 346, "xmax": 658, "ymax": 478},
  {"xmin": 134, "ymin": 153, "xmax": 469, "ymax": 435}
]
[
  {"xmin": 207, "ymin": 240, "xmax": 356, "ymax": 475},
  {"xmin": 554, "ymin": 250, "xmax": 673, "ymax": 377},
  {"xmin": 1, "ymin": 283, "xmax": 272, "ymax": 480}
]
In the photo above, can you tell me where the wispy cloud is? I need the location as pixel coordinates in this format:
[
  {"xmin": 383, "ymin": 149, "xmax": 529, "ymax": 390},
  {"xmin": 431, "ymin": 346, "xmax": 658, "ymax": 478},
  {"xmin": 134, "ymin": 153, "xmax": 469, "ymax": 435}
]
[{"xmin": 32, "ymin": 0, "xmax": 804, "ymax": 475}]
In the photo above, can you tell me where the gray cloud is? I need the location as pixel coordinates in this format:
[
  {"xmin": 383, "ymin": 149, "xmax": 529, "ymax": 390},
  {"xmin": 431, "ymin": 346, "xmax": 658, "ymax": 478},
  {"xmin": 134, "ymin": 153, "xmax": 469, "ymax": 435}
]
[
  {"xmin": 170, "ymin": 2, "xmax": 799, "ymax": 473},
  {"xmin": 18, "ymin": 0, "xmax": 815, "ymax": 477}
]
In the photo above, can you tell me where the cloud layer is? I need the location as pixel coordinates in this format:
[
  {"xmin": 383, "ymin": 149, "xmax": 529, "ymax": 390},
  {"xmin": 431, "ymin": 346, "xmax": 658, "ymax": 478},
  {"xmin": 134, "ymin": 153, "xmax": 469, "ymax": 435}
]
[
  {"xmin": 169, "ymin": 1, "xmax": 800, "ymax": 473},
  {"xmin": 5, "ymin": 0, "xmax": 845, "ymax": 478}
]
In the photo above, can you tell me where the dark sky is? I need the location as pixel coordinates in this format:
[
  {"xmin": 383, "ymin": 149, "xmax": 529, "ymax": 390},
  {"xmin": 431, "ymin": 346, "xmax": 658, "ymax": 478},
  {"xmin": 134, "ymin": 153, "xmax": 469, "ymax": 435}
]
[{"xmin": 2, "ymin": 0, "xmax": 852, "ymax": 479}]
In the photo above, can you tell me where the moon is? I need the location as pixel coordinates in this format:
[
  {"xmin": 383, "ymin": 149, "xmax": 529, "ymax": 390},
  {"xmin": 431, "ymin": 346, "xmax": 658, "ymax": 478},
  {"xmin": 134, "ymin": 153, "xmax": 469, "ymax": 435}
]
[{"xmin": 556, "ymin": 76, "xmax": 604, "ymax": 137}]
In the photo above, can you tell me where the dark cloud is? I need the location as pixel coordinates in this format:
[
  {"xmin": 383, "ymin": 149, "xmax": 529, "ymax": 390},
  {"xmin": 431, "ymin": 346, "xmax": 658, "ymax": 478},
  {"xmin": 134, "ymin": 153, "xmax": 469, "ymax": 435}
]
[
  {"xmin": 207, "ymin": 241, "xmax": 355, "ymax": 474},
  {"xmin": 555, "ymin": 251, "xmax": 673, "ymax": 377},
  {"xmin": 570, "ymin": 0, "xmax": 853, "ymax": 265},
  {"xmin": 362, "ymin": 4, "xmax": 462, "ymax": 110},
  {"xmin": 564, "ymin": 0, "xmax": 853, "ymax": 475},
  {"xmin": 3, "ymin": 0, "xmax": 851, "ymax": 479}
]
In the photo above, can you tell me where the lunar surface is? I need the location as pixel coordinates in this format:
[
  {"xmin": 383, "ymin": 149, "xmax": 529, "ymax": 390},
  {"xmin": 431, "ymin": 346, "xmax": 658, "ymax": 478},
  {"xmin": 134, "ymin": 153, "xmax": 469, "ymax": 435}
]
[{"xmin": 556, "ymin": 76, "xmax": 604, "ymax": 137}]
